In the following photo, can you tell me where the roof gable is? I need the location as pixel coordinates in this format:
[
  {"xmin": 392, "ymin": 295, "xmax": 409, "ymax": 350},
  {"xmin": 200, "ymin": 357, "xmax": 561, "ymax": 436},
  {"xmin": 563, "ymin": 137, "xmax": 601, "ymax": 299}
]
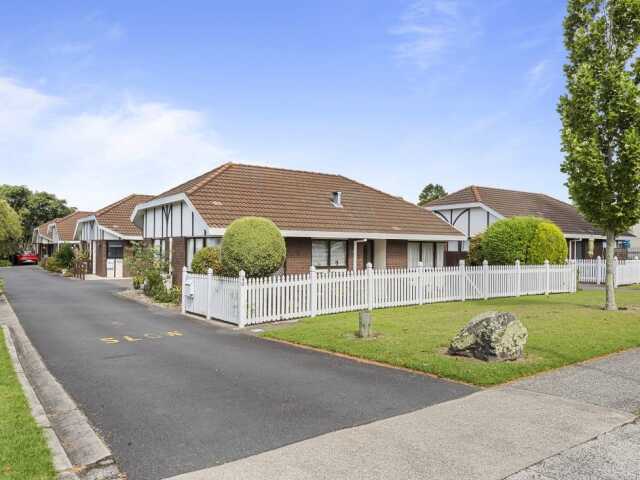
[
  {"xmin": 53, "ymin": 211, "xmax": 93, "ymax": 242},
  {"xmin": 95, "ymin": 194, "xmax": 153, "ymax": 237},
  {"xmin": 428, "ymin": 186, "xmax": 602, "ymax": 236}
]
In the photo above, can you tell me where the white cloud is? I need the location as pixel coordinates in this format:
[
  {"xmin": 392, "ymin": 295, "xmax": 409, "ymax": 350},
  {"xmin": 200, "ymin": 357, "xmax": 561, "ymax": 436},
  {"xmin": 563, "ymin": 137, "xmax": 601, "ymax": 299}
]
[
  {"xmin": 525, "ymin": 60, "xmax": 552, "ymax": 95},
  {"xmin": 390, "ymin": 0, "xmax": 480, "ymax": 70},
  {"xmin": 0, "ymin": 77, "xmax": 234, "ymax": 210}
]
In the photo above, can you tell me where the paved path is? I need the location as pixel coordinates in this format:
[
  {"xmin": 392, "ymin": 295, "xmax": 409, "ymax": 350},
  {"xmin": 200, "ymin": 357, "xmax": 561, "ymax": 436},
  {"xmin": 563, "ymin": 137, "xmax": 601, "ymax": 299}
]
[
  {"xmin": 505, "ymin": 348, "xmax": 640, "ymax": 479},
  {"xmin": 0, "ymin": 267, "xmax": 474, "ymax": 480},
  {"xmin": 168, "ymin": 388, "xmax": 632, "ymax": 480}
]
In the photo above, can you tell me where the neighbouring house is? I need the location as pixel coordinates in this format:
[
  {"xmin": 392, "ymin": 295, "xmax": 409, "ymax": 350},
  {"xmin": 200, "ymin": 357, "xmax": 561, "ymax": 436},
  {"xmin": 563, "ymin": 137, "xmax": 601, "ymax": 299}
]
[
  {"xmin": 425, "ymin": 185, "xmax": 634, "ymax": 261},
  {"xmin": 74, "ymin": 194, "xmax": 153, "ymax": 278},
  {"xmin": 32, "ymin": 219, "xmax": 58, "ymax": 258},
  {"xmin": 32, "ymin": 211, "xmax": 93, "ymax": 258},
  {"xmin": 130, "ymin": 163, "xmax": 466, "ymax": 285}
]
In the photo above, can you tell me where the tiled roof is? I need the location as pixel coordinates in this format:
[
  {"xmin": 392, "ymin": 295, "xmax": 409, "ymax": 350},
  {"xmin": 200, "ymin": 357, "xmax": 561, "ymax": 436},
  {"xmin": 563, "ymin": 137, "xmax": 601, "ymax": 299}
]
[
  {"xmin": 152, "ymin": 163, "xmax": 464, "ymax": 237},
  {"xmin": 35, "ymin": 219, "xmax": 58, "ymax": 239},
  {"xmin": 55, "ymin": 211, "xmax": 93, "ymax": 242},
  {"xmin": 428, "ymin": 186, "xmax": 603, "ymax": 236},
  {"xmin": 95, "ymin": 194, "xmax": 153, "ymax": 237}
]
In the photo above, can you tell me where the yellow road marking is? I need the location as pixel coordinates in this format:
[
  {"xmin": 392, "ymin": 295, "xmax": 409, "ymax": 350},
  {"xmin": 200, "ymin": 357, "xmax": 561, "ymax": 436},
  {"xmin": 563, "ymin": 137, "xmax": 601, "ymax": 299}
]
[{"xmin": 100, "ymin": 331, "xmax": 184, "ymax": 344}]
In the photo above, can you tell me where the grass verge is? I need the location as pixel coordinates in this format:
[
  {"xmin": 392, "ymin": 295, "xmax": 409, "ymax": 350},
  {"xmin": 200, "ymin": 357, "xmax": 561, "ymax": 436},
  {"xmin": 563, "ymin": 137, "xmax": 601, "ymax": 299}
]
[
  {"xmin": 0, "ymin": 329, "xmax": 55, "ymax": 480},
  {"xmin": 262, "ymin": 287, "xmax": 640, "ymax": 386}
]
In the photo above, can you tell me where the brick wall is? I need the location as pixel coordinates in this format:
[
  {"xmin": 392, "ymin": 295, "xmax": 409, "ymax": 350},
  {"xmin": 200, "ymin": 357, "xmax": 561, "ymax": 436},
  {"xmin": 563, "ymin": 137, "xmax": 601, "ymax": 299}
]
[
  {"xmin": 284, "ymin": 238, "xmax": 312, "ymax": 274},
  {"xmin": 171, "ymin": 237, "xmax": 186, "ymax": 286},
  {"xmin": 95, "ymin": 240, "xmax": 107, "ymax": 277},
  {"xmin": 386, "ymin": 240, "xmax": 407, "ymax": 268},
  {"xmin": 123, "ymin": 241, "xmax": 134, "ymax": 278}
]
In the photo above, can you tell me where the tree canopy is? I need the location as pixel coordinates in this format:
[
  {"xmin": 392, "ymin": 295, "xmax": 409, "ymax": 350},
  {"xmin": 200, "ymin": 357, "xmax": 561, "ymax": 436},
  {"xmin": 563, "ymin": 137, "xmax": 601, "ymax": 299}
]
[
  {"xmin": 0, "ymin": 199, "xmax": 22, "ymax": 258},
  {"xmin": 0, "ymin": 185, "xmax": 74, "ymax": 242},
  {"xmin": 558, "ymin": 0, "xmax": 640, "ymax": 309},
  {"xmin": 417, "ymin": 184, "xmax": 447, "ymax": 206}
]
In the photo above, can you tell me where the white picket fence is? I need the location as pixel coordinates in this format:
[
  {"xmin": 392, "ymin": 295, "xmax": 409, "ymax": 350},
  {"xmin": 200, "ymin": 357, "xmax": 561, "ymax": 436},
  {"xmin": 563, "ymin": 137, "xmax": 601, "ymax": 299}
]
[
  {"xmin": 575, "ymin": 257, "xmax": 640, "ymax": 286},
  {"xmin": 181, "ymin": 260, "xmax": 577, "ymax": 327}
]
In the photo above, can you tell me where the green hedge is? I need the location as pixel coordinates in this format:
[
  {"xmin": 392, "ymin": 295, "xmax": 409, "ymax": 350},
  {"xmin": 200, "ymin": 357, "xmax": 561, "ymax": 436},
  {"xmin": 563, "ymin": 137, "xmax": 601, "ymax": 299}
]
[
  {"xmin": 191, "ymin": 246, "xmax": 223, "ymax": 274},
  {"xmin": 478, "ymin": 216, "xmax": 567, "ymax": 264},
  {"xmin": 221, "ymin": 217, "xmax": 286, "ymax": 277}
]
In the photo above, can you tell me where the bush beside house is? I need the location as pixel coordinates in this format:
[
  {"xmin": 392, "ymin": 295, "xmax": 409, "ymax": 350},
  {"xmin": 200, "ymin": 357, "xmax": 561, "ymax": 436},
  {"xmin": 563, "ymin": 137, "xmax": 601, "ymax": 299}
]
[
  {"xmin": 125, "ymin": 243, "xmax": 181, "ymax": 305},
  {"xmin": 220, "ymin": 217, "xmax": 286, "ymax": 277},
  {"xmin": 470, "ymin": 216, "xmax": 567, "ymax": 265},
  {"xmin": 191, "ymin": 246, "xmax": 224, "ymax": 275}
]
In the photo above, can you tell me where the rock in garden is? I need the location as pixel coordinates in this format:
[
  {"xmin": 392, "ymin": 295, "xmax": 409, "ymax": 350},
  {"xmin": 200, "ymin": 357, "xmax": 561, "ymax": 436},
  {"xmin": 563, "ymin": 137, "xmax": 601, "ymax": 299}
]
[{"xmin": 448, "ymin": 311, "xmax": 528, "ymax": 361}]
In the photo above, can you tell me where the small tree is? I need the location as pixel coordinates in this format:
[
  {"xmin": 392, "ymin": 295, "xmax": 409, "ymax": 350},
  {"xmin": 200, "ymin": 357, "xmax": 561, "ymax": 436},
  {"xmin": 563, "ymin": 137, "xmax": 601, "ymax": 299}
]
[
  {"xmin": 558, "ymin": 0, "xmax": 640, "ymax": 310},
  {"xmin": 417, "ymin": 184, "xmax": 447, "ymax": 206},
  {"xmin": 0, "ymin": 199, "xmax": 21, "ymax": 259},
  {"xmin": 191, "ymin": 246, "xmax": 224, "ymax": 274},
  {"xmin": 221, "ymin": 217, "xmax": 286, "ymax": 277}
]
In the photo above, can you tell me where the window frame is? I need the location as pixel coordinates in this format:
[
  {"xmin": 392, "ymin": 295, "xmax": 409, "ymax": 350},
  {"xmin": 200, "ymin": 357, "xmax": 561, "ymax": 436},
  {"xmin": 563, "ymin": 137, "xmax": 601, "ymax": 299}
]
[{"xmin": 311, "ymin": 239, "xmax": 347, "ymax": 270}]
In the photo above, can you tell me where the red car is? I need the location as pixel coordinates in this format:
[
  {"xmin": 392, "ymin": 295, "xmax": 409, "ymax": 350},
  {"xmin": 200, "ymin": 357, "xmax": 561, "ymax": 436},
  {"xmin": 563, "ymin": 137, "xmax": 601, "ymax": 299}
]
[{"xmin": 15, "ymin": 251, "xmax": 39, "ymax": 265}]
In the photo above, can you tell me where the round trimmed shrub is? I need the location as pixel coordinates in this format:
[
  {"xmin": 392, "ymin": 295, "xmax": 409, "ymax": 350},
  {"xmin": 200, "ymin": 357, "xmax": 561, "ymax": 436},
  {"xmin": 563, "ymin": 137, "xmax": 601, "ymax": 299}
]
[
  {"xmin": 528, "ymin": 221, "xmax": 567, "ymax": 264},
  {"xmin": 221, "ymin": 217, "xmax": 286, "ymax": 277},
  {"xmin": 481, "ymin": 216, "xmax": 566, "ymax": 264},
  {"xmin": 191, "ymin": 246, "xmax": 223, "ymax": 274}
]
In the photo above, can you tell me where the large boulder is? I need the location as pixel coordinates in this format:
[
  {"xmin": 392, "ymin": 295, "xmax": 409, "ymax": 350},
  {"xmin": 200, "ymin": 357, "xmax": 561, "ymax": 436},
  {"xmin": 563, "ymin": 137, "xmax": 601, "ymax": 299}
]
[{"xmin": 448, "ymin": 312, "xmax": 528, "ymax": 361}]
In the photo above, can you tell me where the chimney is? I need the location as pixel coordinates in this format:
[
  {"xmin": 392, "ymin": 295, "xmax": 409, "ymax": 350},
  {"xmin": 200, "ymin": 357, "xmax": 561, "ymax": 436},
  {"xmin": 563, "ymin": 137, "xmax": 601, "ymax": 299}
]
[{"xmin": 332, "ymin": 191, "xmax": 343, "ymax": 208}]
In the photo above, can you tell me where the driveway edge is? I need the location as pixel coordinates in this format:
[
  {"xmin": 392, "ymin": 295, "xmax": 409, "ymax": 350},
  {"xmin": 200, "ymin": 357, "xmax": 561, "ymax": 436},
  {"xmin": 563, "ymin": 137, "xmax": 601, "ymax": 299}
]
[
  {"xmin": 2, "ymin": 324, "xmax": 78, "ymax": 480},
  {"xmin": 0, "ymin": 296, "xmax": 122, "ymax": 480}
]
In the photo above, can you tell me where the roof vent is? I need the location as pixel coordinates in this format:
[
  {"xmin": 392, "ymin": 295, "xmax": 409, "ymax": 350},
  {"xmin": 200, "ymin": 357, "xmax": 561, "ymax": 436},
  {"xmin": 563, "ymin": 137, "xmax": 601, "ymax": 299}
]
[{"xmin": 332, "ymin": 191, "xmax": 343, "ymax": 208}]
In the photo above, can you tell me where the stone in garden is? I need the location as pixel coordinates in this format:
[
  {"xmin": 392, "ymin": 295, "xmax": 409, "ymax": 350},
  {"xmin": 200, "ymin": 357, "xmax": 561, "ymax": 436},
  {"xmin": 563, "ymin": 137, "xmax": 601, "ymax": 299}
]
[{"xmin": 448, "ymin": 311, "xmax": 527, "ymax": 361}]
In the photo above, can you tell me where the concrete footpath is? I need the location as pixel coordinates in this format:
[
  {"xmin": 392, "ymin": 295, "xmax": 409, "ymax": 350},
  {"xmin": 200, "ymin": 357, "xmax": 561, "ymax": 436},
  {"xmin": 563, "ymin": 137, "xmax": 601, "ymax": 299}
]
[{"xmin": 169, "ymin": 349, "xmax": 640, "ymax": 480}]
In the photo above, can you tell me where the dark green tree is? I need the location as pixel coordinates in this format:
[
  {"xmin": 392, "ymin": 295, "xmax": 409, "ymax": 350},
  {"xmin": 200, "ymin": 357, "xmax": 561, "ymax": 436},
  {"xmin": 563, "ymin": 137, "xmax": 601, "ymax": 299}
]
[
  {"xmin": 0, "ymin": 185, "xmax": 74, "ymax": 243},
  {"xmin": 417, "ymin": 183, "xmax": 447, "ymax": 206},
  {"xmin": 558, "ymin": 0, "xmax": 640, "ymax": 310}
]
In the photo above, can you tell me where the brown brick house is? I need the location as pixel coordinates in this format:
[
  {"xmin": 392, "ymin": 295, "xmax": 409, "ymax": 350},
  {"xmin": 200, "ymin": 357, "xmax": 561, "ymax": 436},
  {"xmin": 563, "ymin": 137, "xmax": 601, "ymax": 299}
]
[
  {"xmin": 426, "ymin": 185, "xmax": 634, "ymax": 260},
  {"xmin": 32, "ymin": 211, "xmax": 93, "ymax": 258},
  {"xmin": 75, "ymin": 194, "xmax": 153, "ymax": 278},
  {"xmin": 130, "ymin": 163, "xmax": 465, "ymax": 285}
]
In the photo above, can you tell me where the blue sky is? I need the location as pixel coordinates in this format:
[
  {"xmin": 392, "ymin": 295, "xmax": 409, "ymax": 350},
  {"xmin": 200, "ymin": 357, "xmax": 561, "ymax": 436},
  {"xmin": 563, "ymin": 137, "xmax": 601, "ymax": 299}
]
[{"xmin": 0, "ymin": 0, "xmax": 569, "ymax": 210}]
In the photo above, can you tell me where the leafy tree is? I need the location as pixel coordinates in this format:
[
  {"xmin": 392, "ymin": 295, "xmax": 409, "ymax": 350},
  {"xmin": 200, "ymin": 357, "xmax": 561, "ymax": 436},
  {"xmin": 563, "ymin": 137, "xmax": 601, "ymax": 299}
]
[
  {"xmin": 221, "ymin": 217, "xmax": 286, "ymax": 277},
  {"xmin": 0, "ymin": 185, "xmax": 74, "ymax": 242},
  {"xmin": 558, "ymin": 0, "xmax": 640, "ymax": 310},
  {"xmin": 0, "ymin": 199, "xmax": 22, "ymax": 259},
  {"xmin": 417, "ymin": 184, "xmax": 447, "ymax": 206}
]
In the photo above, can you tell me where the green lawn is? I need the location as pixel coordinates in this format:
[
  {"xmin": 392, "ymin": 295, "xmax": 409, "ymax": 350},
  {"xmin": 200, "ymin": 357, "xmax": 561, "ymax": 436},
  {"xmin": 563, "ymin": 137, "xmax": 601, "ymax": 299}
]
[
  {"xmin": 262, "ymin": 287, "xmax": 640, "ymax": 386},
  {"xmin": 0, "ymin": 329, "xmax": 55, "ymax": 480}
]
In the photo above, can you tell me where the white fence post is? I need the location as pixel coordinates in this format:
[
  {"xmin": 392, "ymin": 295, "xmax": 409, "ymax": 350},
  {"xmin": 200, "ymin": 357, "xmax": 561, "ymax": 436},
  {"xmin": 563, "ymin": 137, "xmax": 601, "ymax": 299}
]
[
  {"xmin": 596, "ymin": 256, "xmax": 602, "ymax": 285},
  {"xmin": 310, "ymin": 266, "xmax": 318, "ymax": 317},
  {"xmin": 181, "ymin": 266, "xmax": 187, "ymax": 314},
  {"xmin": 206, "ymin": 268, "xmax": 213, "ymax": 320},
  {"xmin": 544, "ymin": 260, "xmax": 550, "ymax": 296},
  {"xmin": 635, "ymin": 256, "xmax": 640, "ymax": 284},
  {"xmin": 614, "ymin": 256, "xmax": 619, "ymax": 288},
  {"xmin": 482, "ymin": 260, "xmax": 489, "ymax": 300},
  {"xmin": 366, "ymin": 262, "xmax": 374, "ymax": 311},
  {"xmin": 417, "ymin": 261, "xmax": 424, "ymax": 305},
  {"xmin": 238, "ymin": 270, "xmax": 247, "ymax": 328},
  {"xmin": 515, "ymin": 260, "xmax": 521, "ymax": 297},
  {"xmin": 459, "ymin": 259, "xmax": 466, "ymax": 302}
]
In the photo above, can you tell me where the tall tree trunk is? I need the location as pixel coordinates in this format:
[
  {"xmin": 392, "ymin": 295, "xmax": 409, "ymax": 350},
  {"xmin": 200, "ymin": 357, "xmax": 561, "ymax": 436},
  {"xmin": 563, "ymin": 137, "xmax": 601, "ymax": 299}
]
[{"xmin": 605, "ymin": 230, "xmax": 617, "ymax": 311}]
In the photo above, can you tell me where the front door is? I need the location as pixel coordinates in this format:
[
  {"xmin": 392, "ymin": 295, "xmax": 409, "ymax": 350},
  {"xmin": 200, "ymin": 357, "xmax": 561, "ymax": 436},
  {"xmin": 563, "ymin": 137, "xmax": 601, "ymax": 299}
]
[{"xmin": 106, "ymin": 241, "xmax": 124, "ymax": 278}]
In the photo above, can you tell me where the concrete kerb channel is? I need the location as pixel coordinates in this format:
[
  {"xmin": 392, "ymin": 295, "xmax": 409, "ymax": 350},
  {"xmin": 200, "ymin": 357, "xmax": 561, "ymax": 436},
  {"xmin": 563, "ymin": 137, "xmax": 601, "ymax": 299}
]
[{"xmin": 0, "ymin": 296, "xmax": 122, "ymax": 480}]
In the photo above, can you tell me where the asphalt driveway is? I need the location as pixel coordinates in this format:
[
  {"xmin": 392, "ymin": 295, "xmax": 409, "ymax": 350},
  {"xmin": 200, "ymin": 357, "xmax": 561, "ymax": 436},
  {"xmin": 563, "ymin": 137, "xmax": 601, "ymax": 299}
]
[{"xmin": 0, "ymin": 267, "xmax": 475, "ymax": 480}]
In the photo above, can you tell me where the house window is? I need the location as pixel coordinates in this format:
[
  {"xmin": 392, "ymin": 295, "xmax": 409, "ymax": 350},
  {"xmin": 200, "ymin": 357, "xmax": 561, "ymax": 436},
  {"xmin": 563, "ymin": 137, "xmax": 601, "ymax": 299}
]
[
  {"xmin": 107, "ymin": 241, "xmax": 124, "ymax": 259},
  {"xmin": 408, "ymin": 242, "xmax": 437, "ymax": 268},
  {"xmin": 312, "ymin": 240, "xmax": 347, "ymax": 269},
  {"xmin": 186, "ymin": 237, "xmax": 221, "ymax": 269}
]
